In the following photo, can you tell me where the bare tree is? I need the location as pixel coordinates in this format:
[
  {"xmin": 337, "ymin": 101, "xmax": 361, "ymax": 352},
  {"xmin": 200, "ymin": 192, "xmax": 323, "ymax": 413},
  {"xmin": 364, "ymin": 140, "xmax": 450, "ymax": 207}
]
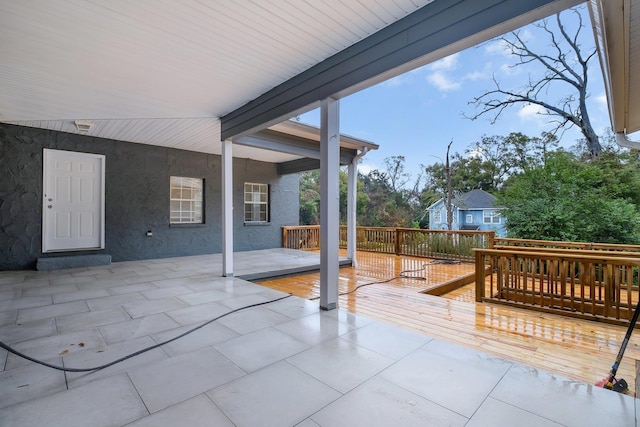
[
  {"xmin": 383, "ymin": 155, "xmax": 425, "ymax": 213},
  {"xmin": 445, "ymin": 140, "xmax": 454, "ymax": 230},
  {"xmin": 467, "ymin": 8, "xmax": 601, "ymax": 157},
  {"xmin": 383, "ymin": 156, "xmax": 410, "ymax": 192}
]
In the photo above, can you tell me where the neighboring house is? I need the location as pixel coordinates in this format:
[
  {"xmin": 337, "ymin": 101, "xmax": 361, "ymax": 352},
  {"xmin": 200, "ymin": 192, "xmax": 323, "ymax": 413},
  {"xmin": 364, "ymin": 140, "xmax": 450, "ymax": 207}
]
[{"xmin": 427, "ymin": 189, "xmax": 506, "ymax": 237}]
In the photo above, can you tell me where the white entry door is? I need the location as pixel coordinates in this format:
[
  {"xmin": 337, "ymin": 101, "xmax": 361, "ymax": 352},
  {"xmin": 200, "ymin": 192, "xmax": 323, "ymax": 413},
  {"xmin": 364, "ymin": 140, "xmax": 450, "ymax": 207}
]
[{"xmin": 42, "ymin": 149, "xmax": 105, "ymax": 252}]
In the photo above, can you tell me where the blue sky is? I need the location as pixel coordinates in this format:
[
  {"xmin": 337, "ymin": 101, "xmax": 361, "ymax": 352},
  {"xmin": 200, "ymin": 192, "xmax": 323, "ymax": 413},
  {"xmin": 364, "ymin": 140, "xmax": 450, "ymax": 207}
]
[{"xmin": 296, "ymin": 5, "xmax": 610, "ymax": 180}]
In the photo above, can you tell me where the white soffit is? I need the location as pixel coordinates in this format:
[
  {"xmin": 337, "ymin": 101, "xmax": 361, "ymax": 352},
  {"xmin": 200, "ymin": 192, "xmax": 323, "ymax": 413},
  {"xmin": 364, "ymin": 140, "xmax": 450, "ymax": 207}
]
[
  {"xmin": 0, "ymin": 0, "xmax": 432, "ymax": 155},
  {"xmin": 591, "ymin": 0, "xmax": 640, "ymax": 134},
  {"xmin": 630, "ymin": 0, "xmax": 640, "ymax": 133}
]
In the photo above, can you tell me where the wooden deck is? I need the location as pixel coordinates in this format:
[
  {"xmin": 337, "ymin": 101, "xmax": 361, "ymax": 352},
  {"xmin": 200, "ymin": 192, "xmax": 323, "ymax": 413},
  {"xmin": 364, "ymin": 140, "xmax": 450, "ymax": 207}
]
[{"xmin": 257, "ymin": 251, "xmax": 640, "ymax": 395}]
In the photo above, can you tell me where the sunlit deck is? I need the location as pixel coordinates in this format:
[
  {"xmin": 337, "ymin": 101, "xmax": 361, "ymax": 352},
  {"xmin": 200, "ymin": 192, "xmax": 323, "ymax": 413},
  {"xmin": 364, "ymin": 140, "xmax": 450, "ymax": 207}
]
[
  {"xmin": 258, "ymin": 250, "xmax": 640, "ymax": 395},
  {"xmin": 0, "ymin": 249, "xmax": 637, "ymax": 426}
]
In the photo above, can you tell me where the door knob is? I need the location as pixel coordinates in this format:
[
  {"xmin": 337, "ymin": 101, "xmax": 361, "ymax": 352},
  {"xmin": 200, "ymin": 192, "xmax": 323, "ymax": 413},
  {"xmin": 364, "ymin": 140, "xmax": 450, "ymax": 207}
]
[{"xmin": 48, "ymin": 205, "xmax": 52, "ymax": 209}]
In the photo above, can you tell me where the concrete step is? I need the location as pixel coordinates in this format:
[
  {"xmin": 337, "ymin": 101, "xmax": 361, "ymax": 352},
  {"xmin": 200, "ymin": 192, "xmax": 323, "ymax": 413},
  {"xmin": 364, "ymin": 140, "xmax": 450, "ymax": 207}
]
[{"xmin": 36, "ymin": 254, "xmax": 112, "ymax": 271}]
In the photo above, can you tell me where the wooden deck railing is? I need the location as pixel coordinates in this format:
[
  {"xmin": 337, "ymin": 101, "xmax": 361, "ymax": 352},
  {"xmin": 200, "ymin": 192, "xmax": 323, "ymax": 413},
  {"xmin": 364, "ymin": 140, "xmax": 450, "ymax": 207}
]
[
  {"xmin": 282, "ymin": 225, "xmax": 494, "ymax": 261},
  {"xmin": 475, "ymin": 247, "xmax": 640, "ymax": 326},
  {"xmin": 495, "ymin": 237, "xmax": 640, "ymax": 253},
  {"xmin": 394, "ymin": 228, "xmax": 494, "ymax": 261},
  {"xmin": 281, "ymin": 225, "xmax": 321, "ymax": 250}
]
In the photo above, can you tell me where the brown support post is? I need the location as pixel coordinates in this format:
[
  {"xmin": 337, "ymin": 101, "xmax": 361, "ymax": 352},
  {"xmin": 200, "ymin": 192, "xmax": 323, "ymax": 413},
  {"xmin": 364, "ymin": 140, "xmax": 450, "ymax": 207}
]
[
  {"xmin": 475, "ymin": 249, "xmax": 485, "ymax": 302},
  {"xmin": 604, "ymin": 264, "xmax": 613, "ymax": 318},
  {"xmin": 282, "ymin": 227, "xmax": 287, "ymax": 248},
  {"xmin": 395, "ymin": 228, "xmax": 401, "ymax": 255}
]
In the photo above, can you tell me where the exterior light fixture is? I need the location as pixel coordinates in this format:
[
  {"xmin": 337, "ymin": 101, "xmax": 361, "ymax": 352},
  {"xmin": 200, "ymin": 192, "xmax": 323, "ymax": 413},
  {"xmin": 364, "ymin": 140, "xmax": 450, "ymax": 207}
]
[{"xmin": 74, "ymin": 120, "xmax": 93, "ymax": 134}]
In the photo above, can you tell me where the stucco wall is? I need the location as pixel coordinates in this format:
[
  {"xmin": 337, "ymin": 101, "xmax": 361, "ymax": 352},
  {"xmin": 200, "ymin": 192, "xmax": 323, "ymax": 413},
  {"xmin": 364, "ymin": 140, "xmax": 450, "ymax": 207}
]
[{"xmin": 0, "ymin": 124, "xmax": 299, "ymax": 270}]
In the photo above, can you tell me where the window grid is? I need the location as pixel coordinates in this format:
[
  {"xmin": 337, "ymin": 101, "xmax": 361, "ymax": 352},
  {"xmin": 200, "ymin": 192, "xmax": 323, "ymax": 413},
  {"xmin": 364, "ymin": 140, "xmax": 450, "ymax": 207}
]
[
  {"xmin": 466, "ymin": 214, "xmax": 473, "ymax": 224},
  {"xmin": 244, "ymin": 183, "xmax": 268, "ymax": 222},
  {"xmin": 170, "ymin": 177, "xmax": 203, "ymax": 224},
  {"xmin": 483, "ymin": 210, "xmax": 501, "ymax": 224}
]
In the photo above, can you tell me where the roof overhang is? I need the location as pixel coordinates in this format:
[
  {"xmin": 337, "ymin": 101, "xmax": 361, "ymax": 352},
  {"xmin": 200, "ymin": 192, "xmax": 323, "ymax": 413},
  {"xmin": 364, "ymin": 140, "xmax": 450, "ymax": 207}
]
[
  {"xmin": 222, "ymin": 0, "xmax": 585, "ymax": 140},
  {"xmin": 243, "ymin": 120, "xmax": 379, "ymax": 174},
  {"xmin": 1, "ymin": 0, "xmax": 583, "ymax": 158},
  {"xmin": 590, "ymin": 0, "xmax": 640, "ymax": 147}
]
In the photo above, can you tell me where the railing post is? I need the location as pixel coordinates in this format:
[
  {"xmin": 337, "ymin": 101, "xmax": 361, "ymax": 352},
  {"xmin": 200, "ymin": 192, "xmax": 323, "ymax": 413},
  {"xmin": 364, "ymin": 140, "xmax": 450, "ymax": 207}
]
[
  {"xmin": 604, "ymin": 264, "xmax": 613, "ymax": 318},
  {"xmin": 282, "ymin": 227, "xmax": 288, "ymax": 248},
  {"xmin": 475, "ymin": 249, "xmax": 485, "ymax": 302},
  {"xmin": 488, "ymin": 231, "xmax": 495, "ymax": 249},
  {"xmin": 395, "ymin": 228, "xmax": 401, "ymax": 255}
]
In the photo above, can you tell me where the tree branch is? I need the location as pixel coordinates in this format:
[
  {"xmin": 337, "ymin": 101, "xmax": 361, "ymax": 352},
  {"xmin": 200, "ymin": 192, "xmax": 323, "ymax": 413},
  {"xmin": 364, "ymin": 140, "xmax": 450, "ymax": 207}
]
[{"xmin": 465, "ymin": 6, "xmax": 601, "ymax": 156}]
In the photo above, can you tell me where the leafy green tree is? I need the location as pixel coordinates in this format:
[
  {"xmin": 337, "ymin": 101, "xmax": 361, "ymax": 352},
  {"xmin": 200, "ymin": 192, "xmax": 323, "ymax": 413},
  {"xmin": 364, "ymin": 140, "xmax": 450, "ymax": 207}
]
[
  {"xmin": 299, "ymin": 168, "xmax": 370, "ymax": 225},
  {"xmin": 357, "ymin": 156, "xmax": 427, "ymax": 227},
  {"xmin": 383, "ymin": 156, "xmax": 411, "ymax": 193},
  {"xmin": 423, "ymin": 133, "xmax": 559, "ymax": 199},
  {"xmin": 507, "ymin": 132, "xmax": 558, "ymax": 171},
  {"xmin": 497, "ymin": 150, "xmax": 640, "ymax": 243},
  {"xmin": 338, "ymin": 169, "xmax": 370, "ymax": 224},
  {"xmin": 359, "ymin": 170, "xmax": 401, "ymax": 226},
  {"xmin": 299, "ymin": 170, "xmax": 320, "ymax": 225}
]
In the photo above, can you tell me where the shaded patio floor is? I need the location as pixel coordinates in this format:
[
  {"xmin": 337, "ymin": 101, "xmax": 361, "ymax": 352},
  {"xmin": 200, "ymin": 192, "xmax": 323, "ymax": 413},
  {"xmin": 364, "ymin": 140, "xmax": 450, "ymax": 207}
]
[{"xmin": 0, "ymin": 249, "xmax": 637, "ymax": 426}]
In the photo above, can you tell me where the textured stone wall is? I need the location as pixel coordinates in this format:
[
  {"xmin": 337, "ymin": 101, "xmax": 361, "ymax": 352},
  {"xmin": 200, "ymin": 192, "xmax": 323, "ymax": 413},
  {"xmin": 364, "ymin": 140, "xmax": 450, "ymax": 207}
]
[{"xmin": 0, "ymin": 124, "xmax": 299, "ymax": 270}]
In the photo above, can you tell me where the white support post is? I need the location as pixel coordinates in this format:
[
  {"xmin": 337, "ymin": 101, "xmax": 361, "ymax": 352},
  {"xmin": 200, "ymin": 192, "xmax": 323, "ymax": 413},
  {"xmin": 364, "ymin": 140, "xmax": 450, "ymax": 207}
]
[
  {"xmin": 347, "ymin": 160, "xmax": 358, "ymax": 268},
  {"xmin": 319, "ymin": 97, "xmax": 340, "ymax": 310},
  {"xmin": 222, "ymin": 139, "xmax": 233, "ymax": 277}
]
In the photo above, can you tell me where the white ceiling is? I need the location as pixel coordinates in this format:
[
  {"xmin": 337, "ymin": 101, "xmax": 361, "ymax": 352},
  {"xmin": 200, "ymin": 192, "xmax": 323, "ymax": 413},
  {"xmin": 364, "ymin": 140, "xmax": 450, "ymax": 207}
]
[{"xmin": 0, "ymin": 0, "xmax": 432, "ymax": 158}]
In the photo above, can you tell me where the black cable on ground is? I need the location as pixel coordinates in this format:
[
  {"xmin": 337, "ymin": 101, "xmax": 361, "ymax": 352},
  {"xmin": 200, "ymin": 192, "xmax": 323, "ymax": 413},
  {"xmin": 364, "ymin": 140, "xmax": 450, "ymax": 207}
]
[
  {"xmin": 309, "ymin": 259, "xmax": 462, "ymax": 300},
  {"xmin": 0, "ymin": 294, "xmax": 293, "ymax": 373}
]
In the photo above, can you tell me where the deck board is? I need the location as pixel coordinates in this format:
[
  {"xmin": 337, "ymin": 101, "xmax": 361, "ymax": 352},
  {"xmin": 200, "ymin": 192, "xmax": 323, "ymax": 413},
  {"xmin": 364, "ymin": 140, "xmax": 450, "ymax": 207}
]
[{"xmin": 257, "ymin": 250, "xmax": 640, "ymax": 395}]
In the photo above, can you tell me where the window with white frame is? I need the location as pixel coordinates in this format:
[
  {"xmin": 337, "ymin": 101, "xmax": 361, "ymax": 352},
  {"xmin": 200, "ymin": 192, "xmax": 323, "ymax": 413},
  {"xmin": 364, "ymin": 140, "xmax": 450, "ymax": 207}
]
[
  {"xmin": 483, "ymin": 210, "xmax": 501, "ymax": 224},
  {"xmin": 466, "ymin": 214, "xmax": 473, "ymax": 223},
  {"xmin": 432, "ymin": 210, "xmax": 441, "ymax": 224},
  {"xmin": 244, "ymin": 183, "xmax": 269, "ymax": 222},
  {"xmin": 170, "ymin": 177, "xmax": 203, "ymax": 224}
]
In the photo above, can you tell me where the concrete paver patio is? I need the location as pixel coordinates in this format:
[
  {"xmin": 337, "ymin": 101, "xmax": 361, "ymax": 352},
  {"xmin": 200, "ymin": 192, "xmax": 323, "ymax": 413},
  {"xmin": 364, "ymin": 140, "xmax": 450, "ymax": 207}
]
[{"xmin": 0, "ymin": 249, "xmax": 637, "ymax": 426}]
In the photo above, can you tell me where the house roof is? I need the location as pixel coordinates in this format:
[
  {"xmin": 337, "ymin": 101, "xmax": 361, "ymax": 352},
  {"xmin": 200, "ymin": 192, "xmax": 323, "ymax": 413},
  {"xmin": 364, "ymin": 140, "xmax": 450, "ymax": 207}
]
[
  {"xmin": 428, "ymin": 189, "xmax": 501, "ymax": 210},
  {"xmin": 590, "ymin": 0, "xmax": 640, "ymax": 146},
  {"xmin": 0, "ymin": 0, "xmax": 582, "ymax": 161},
  {"xmin": 457, "ymin": 189, "xmax": 499, "ymax": 209}
]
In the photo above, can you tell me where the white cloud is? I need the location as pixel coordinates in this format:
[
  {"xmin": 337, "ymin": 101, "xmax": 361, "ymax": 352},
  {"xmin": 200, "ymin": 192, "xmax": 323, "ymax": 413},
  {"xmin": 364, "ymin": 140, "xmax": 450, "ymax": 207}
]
[
  {"xmin": 499, "ymin": 62, "xmax": 524, "ymax": 77},
  {"xmin": 483, "ymin": 29, "xmax": 535, "ymax": 57},
  {"xmin": 520, "ymin": 29, "xmax": 534, "ymax": 43},
  {"xmin": 357, "ymin": 162, "xmax": 377, "ymax": 175},
  {"xmin": 467, "ymin": 149, "xmax": 484, "ymax": 160},
  {"xmin": 518, "ymin": 103, "xmax": 547, "ymax": 126},
  {"xmin": 595, "ymin": 92, "xmax": 608, "ymax": 107},
  {"xmin": 382, "ymin": 74, "xmax": 412, "ymax": 87},
  {"xmin": 465, "ymin": 70, "xmax": 486, "ymax": 81},
  {"xmin": 426, "ymin": 53, "xmax": 491, "ymax": 93},
  {"xmin": 429, "ymin": 53, "xmax": 460, "ymax": 71},
  {"xmin": 427, "ymin": 71, "xmax": 461, "ymax": 92},
  {"xmin": 485, "ymin": 29, "xmax": 535, "ymax": 77},
  {"xmin": 485, "ymin": 39, "xmax": 512, "ymax": 56},
  {"xmin": 427, "ymin": 54, "xmax": 461, "ymax": 93},
  {"xmin": 381, "ymin": 63, "xmax": 428, "ymax": 87},
  {"xmin": 484, "ymin": 29, "xmax": 535, "ymax": 52}
]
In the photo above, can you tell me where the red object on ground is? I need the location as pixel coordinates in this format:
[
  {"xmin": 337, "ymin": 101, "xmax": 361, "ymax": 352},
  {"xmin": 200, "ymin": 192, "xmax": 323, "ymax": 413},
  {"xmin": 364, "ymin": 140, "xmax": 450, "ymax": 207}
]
[{"xmin": 595, "ymin": 377, "xmax": 608, "ymax": 388}]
